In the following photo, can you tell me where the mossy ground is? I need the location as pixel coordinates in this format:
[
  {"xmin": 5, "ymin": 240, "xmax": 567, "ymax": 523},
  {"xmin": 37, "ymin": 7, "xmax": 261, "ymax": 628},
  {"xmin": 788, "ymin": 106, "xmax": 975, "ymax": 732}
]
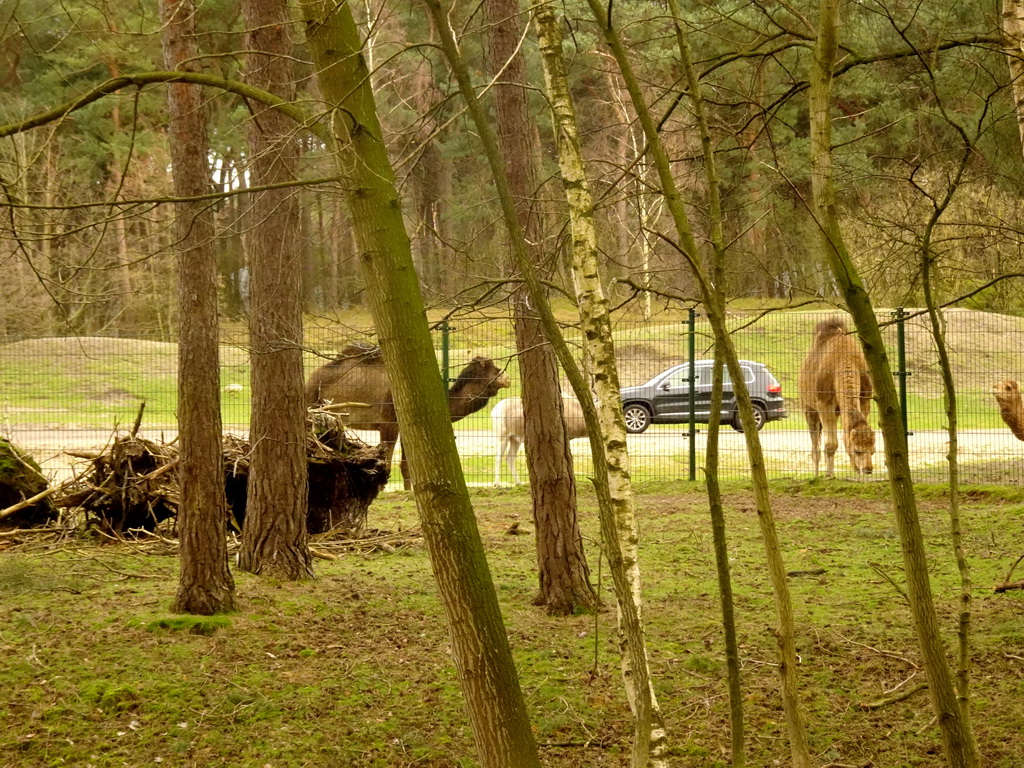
[{"xmin": 0, "ymin": 481, "xmax": 1022, "ymax": 767}]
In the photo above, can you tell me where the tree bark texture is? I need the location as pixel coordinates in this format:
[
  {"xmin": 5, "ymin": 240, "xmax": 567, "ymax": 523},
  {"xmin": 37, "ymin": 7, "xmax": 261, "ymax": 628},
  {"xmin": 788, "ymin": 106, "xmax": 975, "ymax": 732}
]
[
  {"xmin": 810, "ymin": 1, "xmax": 980, "ymax": 764},
  {"xmin": 408, "ymin": 34, "xmax": 444, "ymax": 295},
  {"xmin": 482, "ymin": 0, "xmax": 597, "ymax": 617},
  {"xmin": 584, "ymin": 2, "xmax": 812, "ymax": 765},
  {"xmin": 159, "ymin": 0, "xmax": 235, "ymax": 615},
  {"xmin": 299, "ymin": 3, "xmax": 541, "ymax": 765},
  {"xmin": 237, "ymin": 0, "xmax": 313, "ymax": 579}
]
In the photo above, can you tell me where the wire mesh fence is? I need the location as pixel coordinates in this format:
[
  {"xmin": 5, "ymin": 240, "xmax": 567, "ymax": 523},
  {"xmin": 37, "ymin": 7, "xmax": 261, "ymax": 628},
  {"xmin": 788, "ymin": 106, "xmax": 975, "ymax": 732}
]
[{"xmin": 2, "ymin": 307, "xmax": 1023, "ymax": 489}]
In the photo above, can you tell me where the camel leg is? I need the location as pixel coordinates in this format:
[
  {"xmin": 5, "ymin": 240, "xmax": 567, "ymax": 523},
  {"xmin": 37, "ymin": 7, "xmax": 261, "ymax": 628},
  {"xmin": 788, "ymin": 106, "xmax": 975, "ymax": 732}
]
[
  {"xmin": 378, "ymin": 424, "xmax": 407, "ymax": 489},
  {"xmin": 507, "ymin": 437, "xmax": 521, "ymax": 485},
  {"xmin": 494, "ymin": 435, "xmax": 508, "ymax": 486},
  {"xmin": 804, "ymin": 409, "xmax": 822, "ymax": 476},
  {"xmin": 399, "ymin": 447, "xmax": 412, "ymax": 490},
  {"xmin": 821, "ymin": 407, "xmax": 840, "ymax": 478}
]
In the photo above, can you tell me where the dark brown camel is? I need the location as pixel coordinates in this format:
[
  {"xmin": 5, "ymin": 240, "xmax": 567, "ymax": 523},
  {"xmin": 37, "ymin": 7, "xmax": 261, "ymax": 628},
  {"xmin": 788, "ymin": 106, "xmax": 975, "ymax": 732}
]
[
  {"xmin": 798, "ymin": 318, "xmax": 876, "ymax": 477},
  {"xmin": 305, "ymin": 343, "xmax": 511, "ymax": 487}
]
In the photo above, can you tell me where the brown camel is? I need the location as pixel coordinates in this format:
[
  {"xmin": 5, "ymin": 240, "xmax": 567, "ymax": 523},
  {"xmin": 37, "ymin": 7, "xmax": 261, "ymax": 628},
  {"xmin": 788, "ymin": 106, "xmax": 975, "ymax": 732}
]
[
  {"xmin": 992, "ymin": 380, "xmax": 1024, "ymax": 441},
  {"xmin": 305, "ymin": 342, "xmax": 511, "ymax": 487},
  {"xmin": 798, "ymin": 318, "xmax": 876, "ymax": 477}
]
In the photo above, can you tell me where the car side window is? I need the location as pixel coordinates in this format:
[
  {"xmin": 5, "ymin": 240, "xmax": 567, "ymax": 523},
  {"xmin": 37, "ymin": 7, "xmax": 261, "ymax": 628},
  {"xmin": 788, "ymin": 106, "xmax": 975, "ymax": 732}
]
[
  {"xmin": 665, "ymin": 368, "xmax": 690, "ymax": 388},
  {"xmin": 695, "ymin": 366, "xmax": 713, "ymax": 387},
  {"xmin": 723, "ymin": 366, "xmax": 755, "ymax": 386}
]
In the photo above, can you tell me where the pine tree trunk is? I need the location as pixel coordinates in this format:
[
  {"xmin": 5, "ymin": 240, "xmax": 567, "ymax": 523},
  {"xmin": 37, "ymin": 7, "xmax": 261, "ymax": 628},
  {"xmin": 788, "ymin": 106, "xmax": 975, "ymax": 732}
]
[
  {"xmin": 236, "ymin": 0, "xmax": 313, "ymax": 580},
  {"xmin": 299, "ymin": 3, "xmax": 541, "ymax": 764},
  {"xmin": 482, "ymin": 0, "xmax": 598, "ymax": 616},
  {"xmin": 159, "ymin": 0, "xmax": 235, "ymax": 615},
  {"xmin": 409, "ymin": 42, "xmax": 444, "ymax": 294},
  {"xmin": 1003, "ymin": 0, "xmax": 1024, "ymax": 152},
  {"xmin": 810, "ymin": 1, "xmax": 979, "ymax": 764}
]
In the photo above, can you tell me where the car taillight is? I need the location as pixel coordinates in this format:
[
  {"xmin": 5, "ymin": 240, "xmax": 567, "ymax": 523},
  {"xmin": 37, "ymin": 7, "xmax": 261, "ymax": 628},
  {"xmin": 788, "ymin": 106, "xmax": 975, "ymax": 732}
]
[{"xmin": 767, "ymin": 384, "xmax": 782, "ymax": 394}]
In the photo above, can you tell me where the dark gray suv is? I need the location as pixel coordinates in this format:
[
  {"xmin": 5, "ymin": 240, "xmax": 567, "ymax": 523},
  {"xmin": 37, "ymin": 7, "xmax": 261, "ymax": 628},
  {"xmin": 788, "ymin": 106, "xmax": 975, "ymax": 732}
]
[{"xmin": 620, "ymin": 359, "xmax": 786, "ymax": 434}]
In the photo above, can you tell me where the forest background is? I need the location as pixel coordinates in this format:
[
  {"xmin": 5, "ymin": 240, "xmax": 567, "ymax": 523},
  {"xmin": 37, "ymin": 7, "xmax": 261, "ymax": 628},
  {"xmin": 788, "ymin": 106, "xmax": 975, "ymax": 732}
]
[{"xmin": 3, "ymin": 0, "xmax": 1024, "ymax": 336}]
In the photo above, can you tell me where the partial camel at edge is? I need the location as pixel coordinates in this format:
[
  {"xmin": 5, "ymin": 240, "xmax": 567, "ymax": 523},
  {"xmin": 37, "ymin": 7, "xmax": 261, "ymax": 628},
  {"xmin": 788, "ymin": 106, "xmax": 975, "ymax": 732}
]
[
  {"xmin": 798, "ymin": 318, "xmax": 876, "ymax": 477},
  {"xmin": 992, "ymin": 379, "xmax": 1024, "ymax": 441}
]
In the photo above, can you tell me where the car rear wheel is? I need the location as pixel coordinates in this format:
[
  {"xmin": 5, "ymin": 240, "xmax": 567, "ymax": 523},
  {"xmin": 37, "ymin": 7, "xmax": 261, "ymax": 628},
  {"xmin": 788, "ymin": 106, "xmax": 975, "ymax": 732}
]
[
  {"xmin": 731, "ymin": 403, "xmax": 766, "ymax": 432},
  {"xmin": 623, "ymin": 404, "xmax": 652, "ymax": 434}
]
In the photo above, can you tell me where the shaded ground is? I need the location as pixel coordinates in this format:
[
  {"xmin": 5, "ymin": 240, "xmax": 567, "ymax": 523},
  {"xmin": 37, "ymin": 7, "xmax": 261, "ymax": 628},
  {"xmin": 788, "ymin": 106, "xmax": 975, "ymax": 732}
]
[{"xmin": 1, "ymin": 483, "xmax": 1023, "ymax": 767}]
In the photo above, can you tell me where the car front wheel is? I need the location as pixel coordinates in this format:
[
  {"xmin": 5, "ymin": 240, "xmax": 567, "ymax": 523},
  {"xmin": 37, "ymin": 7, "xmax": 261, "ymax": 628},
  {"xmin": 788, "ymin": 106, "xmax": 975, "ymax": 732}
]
[
  {"xmin": 731, "ymin": 403, "xmax": 766, "ymax": 432},
  {"xmin": 623, "ymin": 404, "xmax": 652, "ymax": 434}
]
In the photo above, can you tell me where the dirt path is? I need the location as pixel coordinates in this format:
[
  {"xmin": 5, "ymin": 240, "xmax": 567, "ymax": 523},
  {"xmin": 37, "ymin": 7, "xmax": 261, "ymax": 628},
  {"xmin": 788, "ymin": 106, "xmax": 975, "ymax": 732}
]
[{"xmin": 9, "ymin": 423, "xmax": 1023, "ymax": 487}]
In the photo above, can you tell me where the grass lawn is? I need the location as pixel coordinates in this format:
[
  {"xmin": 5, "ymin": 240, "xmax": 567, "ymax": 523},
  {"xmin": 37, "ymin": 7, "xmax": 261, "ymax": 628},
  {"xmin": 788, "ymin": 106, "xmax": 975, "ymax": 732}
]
[
  {"xmin": 1, "ymin": 480, "xmax": 1022, "ymax": 767},
  {"xmin": 2, "ymin": 306, "xmax": 1023, "ymax": 433}
]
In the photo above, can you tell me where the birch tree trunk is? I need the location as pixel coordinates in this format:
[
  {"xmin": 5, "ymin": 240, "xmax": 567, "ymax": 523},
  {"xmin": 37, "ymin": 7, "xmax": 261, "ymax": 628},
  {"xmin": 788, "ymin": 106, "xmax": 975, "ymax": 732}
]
[
  {"xmin": 585, "ymin": 2, "xmax": 811, "ymax": 764},
  {"xmin": 810, "ymin": 1, "xmax": 979, "ymax": 764},
  {"xmin": 159, "ymin": 0, "xmax": 235, "ymax": 615},
  {"xmin": 529, "ymin": 3, "xmax": 667, "ymax": 764},
  {"xmin": 299, "ymin": 3, "xmax": 540, "ymax": 765}
]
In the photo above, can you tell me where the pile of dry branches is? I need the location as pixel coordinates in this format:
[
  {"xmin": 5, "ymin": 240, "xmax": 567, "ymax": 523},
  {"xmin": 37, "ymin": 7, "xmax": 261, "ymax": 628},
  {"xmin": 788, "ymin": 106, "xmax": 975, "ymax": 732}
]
[
  {"xmin": 58, "ymin": 434, "xmax": 179, "ymax": 535},
  {"xmin": 21, "ymin": 407, "xmax": 394, "ymax": 538}
]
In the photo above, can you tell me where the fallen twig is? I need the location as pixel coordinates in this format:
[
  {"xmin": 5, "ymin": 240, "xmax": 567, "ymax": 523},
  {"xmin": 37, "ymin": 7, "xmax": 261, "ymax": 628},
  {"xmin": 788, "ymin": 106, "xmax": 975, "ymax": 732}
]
[
  {"xmin": 858, "ymin": 681, "xmax": 928, "ymax": 709},
  {"xmin": 835, "ymin": 633, "xmax": 919, "ymax": 668},
  {"xmin": 0, "ymin": 479, "xmax": 76, "ymax": 522},
  {"xmin": 868, "ymin": 561, "xmax": 908, "ymax": 602},
  {"xmin": 66, "ymin": 449, "xmax": 103, "ymax": 460},
  {"xmin": 130, "ymin": 401, "xmax": 146, "ymax": 438},
  {"xmin": 0, "ymin": 526, "xmax": 66, "ymax": 538},
  {"xmin": 995, "ymin": 579, "xmax": 1024, "ymax": 593},
  {"xmin": 86, "ymin": 556, "xmax": 165, "ymax": 580},
  {"xmin": 1001, "ymin": 552, "xmax": 1024, "ymax": 585},
  {"xmin": 788, "ymin": 568, "xmax": 826, "ymax": 577}
]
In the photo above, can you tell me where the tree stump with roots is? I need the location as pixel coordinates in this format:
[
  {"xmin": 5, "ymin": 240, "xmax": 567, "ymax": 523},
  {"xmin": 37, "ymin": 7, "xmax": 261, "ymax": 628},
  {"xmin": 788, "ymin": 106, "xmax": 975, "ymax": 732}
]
[
  {"xmin": 224, "ymin": 413, "xmax": 391, "ymax": 536},
  {"xmin": 0, "ymin": 438, "xmax": 59, "ymax": 528}
]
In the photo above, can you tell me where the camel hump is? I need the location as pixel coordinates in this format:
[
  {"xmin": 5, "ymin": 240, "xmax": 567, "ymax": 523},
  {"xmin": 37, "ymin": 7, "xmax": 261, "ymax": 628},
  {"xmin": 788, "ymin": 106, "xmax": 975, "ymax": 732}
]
[
  {"xmin": 325, "ymin": 342, "xmax": 383, "ymax": 367},
  {"xmin": 811, "ymin": 317, "xmax": 850, "ymax": 346}
]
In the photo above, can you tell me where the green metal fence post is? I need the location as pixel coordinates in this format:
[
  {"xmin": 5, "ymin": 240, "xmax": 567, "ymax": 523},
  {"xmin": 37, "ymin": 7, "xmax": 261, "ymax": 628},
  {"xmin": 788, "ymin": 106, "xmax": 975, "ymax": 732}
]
[
  {"xmin": 893, "ymin": 307, "xmax": 910, "ymax": 436},
  {"xmin": 441, "ymin": 319, "xmax": 451, "ymax": 384},
  {"xmin": 688, "ymin": 307, "xmax": 696, "ymax": 482}
]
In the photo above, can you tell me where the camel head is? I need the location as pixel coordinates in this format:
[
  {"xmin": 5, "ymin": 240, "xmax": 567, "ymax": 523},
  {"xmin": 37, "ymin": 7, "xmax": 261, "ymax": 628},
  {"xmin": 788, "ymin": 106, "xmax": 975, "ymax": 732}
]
[
  {"xmin": 992, "ymin": 380, "xmax": 1021, "ymax": 412},
  {"xmin": 448, "ymin": 356, "xmax": 511, "ymax": 420},
  {"xmin": 844, "ymin": 420, "xmax": 875, "ymax": 474}
]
